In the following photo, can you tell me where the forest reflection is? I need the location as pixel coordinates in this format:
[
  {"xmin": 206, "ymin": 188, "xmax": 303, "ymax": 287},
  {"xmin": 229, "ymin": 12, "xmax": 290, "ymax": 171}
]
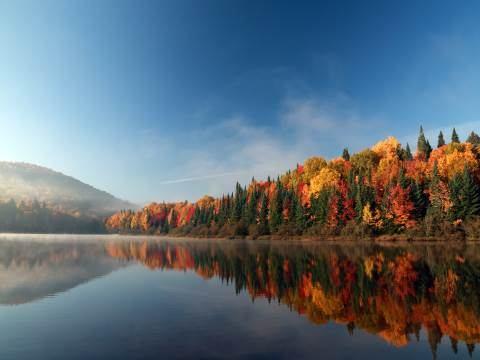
[{"xmin": 105, "ymin": 240, "xmax": 480, "ymax": 358}]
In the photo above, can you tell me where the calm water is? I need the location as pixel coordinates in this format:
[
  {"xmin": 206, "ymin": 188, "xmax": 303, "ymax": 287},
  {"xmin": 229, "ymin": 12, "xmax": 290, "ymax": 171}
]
[{"xmin": 0, "ymin": 235, "xmax": 479, "ymax": 359}]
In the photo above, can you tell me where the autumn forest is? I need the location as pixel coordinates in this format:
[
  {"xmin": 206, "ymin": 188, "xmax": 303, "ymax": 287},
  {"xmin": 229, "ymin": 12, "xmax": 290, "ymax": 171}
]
[{"xmin": 106, "ymin": 127, "xmax": 480, "ymax": 240}]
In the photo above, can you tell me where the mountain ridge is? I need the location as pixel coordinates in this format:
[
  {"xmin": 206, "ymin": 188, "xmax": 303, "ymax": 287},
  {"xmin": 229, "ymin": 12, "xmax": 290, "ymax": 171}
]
[{"xmin": 0, "ymin": 161, "xmax": 136, "ymax": 216}]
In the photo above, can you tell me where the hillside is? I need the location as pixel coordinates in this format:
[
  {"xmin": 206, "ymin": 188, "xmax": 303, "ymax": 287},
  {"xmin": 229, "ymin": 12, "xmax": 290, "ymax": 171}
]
[{"xmin": 0, "ymin": 161, "xmax": 135, "ymax": 217}]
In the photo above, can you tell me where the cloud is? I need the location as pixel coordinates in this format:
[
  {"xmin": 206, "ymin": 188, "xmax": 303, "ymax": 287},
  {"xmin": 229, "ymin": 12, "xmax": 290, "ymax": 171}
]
[
  {"xmin": 152, "ymin": 95, "xmax": 385, "ymax": 202},
  {"xmin": 157, "ymin": 171, "xmax": 248, "ymax": 185}
]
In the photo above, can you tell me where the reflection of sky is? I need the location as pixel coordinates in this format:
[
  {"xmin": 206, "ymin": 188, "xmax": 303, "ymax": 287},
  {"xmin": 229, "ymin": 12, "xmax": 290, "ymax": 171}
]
[{"xmin": 0, "ymin": 266, "xmax": 470, "ymax": 359}]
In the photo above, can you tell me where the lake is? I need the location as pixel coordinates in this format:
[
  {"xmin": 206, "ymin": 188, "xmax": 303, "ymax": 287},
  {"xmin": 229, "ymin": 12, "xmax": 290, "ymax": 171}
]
[{"xmin": 0, "ymin": 235, "xmax": 478, "ymax": 359}]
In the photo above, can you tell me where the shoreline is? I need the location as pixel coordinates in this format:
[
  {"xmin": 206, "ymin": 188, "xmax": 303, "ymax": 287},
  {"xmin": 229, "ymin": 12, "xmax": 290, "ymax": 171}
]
[{"xmin": 0, "ymin": 232, "xmax": 479, "ymax": 244}]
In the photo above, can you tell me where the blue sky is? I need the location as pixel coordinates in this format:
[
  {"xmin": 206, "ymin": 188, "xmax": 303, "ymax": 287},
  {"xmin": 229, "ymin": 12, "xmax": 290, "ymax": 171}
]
[{"xmin": 1, "ymin": 1, "xmax": 480, "ymax": 203}]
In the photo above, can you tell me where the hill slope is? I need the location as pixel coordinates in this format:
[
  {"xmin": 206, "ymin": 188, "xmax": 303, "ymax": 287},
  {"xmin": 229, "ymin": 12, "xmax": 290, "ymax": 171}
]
[{"xmin": 0, "ymin": 161, "xmax": 135, "ymax": 216}]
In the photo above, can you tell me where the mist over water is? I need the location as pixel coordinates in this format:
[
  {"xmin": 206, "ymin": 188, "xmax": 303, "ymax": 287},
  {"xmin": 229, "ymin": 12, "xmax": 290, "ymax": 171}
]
[{"xmin": 0, "ymin": 235, "xmax": 478, "ymax": 359}]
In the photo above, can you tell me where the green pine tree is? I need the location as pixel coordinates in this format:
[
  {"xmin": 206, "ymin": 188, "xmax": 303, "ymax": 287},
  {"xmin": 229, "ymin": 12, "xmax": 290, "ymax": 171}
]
[
  {"xmin": 467, "ymin": 131, "xmax": 480, "ymax": 145},
  {"xmin": 294, "ymin": 196, "xmax": 306, "ymax": 233},
  {"xmin": 451, "ymin": 128, "xmax": 460, "ymax": 143},
  {"xmin": 437, "ymin": 131, "xmax": 445, "ymax": 148},
  {"xmin": 405, "ymin": 143, "xmax": 413, "ymax": 160},
  {"xmin": 258, "ymin": 193, "xmax": 269, "ymax": 235},
  {"xmin": 417, "ymin": 126, "xmax": 428, "ymax": 157},
  {"xmin": 246, "ymin": 186, "xmax": 259, "ymax": 224},
  {"xmin": 269, "ymin": 180, "xmax": 284, "ymax": 233},
  {"xmin": 461, "ymin": 167, "xmax": 480, "ymax": 219},
  {"xmin": 426, "ymin": 140, "xmax": 432, "ymax": 159},
  {"xmin": 342, "ymin": 148, "xmax": 350, "ymax": 161}
]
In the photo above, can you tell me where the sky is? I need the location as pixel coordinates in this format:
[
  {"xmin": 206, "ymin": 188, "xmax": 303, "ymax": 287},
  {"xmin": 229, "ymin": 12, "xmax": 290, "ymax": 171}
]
[{"xmin": 1, "ymin": 0, "xmax": 480, "ymax": 204}]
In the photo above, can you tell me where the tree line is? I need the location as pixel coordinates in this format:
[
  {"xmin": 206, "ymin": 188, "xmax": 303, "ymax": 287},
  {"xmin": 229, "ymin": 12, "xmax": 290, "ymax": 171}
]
[
  {"xmin": 106, "ymin": 127, "xmax": 480, "ymax": 240},
  {"xmin": 0, "ymin": 199, "xmax": 106, "ymax": 233}
]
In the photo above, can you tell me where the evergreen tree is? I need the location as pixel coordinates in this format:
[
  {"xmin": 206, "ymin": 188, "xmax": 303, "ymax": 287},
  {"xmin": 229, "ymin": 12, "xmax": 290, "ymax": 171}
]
[
  {"xmin": 417, "ymin": 126, "xmax": 428, "ymax": 157},
  {"xmin": 467, "ymin": 131, "xmax": 480, "ymax": 145},
  {"xmin": 460, "ymin": 167, "xmax": 480, "ymax": 219},
  {"xmin": 258, "ymin": 193, "xmax": 269, "ymax": 235},
  {"xmin": 192, "ymin": 206, "xmax": 201, "ymax": 226},
  {"xmin": 270, "ymin": 180, "xmax": 284, "ymax": 233},
  {"xmin": 425, "ymin": 140, "xmax": 432, "ymax": 159},
  {"xmin": 411, "ymin": 181, "xmax": 428, "ymax": 219},
  {"xmin": 294, "ymin": 196, "xmax": 306, "ymax": 233},
  {"xmin": 448, "ymin": 173, "xmax": 464, "ymax": 220},
  {"xmin": 437, "ymin": 131, "xmax": 445, "ymax": 148},
  {"xmin": 398, "ymin": 167, "xmax": 408, "ymax": 189},
  {"xmin": 405, "ymin": 143, "xmax": 413, "ymax": 160},
  {"xmin": 246, "ymin": 186, "xmax": 259, "ymax": 224},
  {"xmin": 451, "ymin": 128, "xmax": 460, "ymax": 143},
  {"xmin": 162, "ymin": 218, "xmax": 170, "ymax": 233},
  {"xmin": 342, "ymin": 148, "xmax": 350, "ymax": 161}
]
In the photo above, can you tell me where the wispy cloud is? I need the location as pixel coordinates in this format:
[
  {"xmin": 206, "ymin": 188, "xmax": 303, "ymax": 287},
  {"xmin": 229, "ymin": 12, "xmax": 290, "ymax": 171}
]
[
  {"xmin": 151, "ymin": 95, "xmax": 385, "ymax": 201},
  {"xmin": 158, "ymin": 171, "xmax": 248, "ymax": 185}
]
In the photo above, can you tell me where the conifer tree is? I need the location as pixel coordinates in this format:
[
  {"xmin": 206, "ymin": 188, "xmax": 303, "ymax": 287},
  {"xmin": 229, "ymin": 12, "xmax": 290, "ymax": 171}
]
[
  {"xmin": 342, "ymin": 148, "xmax": 350, "ymax": 161},
  {"xmin": 416, "ymin": 127, "xmax": 432, "ymax": 158},
  {"xmin": 294, "ymin": 196, "xmax": 306, "ymax": 232},
  {"xmin": 448, "ymin": 173, "xmax": 463, "ymax": 220},
  {"xmin": 258, "ymin": 193, "xmax": 269, "ymax": 235},
  {"xmin": 246, "ymin": 187, "xmax": 259, "ymax": 224},
  {"xmin": 437, "ymin": 131, "xmax": 445, "ymax": 148},
  {"xmin": 467, "ymin": 131, "xmax": 480, "ymax": 145},
  {"xmin": 398, "ymin": 167, "xmax": 408, "ymax": 189},
  {"xmin": 270, "ymin": 179, "xmax": 284, "ymax": 233},
  {"xmin": 417, "ymin": 126, "xmax": 428, "ymax": 157},
  {"xmin": 405, "ymin": 143, "xmax": 413, "ymax": 160},
  {"xmin": 451, "ymin": 128, "xmax": 460, "ymax": 143},
  {"xmin": 411, "ymin": 181, "xmax": 428, "ymax": 219},
  {"xmin": 460, "ymin": 167, "xmax": 480, "ymax": 219},
  {"xmin": 426, "ymin": 140, "xmax": 432, "ymax": 159}
]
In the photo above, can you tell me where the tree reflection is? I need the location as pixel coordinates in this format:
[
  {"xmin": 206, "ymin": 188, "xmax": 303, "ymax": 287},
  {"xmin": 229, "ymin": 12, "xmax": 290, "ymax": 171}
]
[{"xmin": 106, "ymin": 240, "xmax": 480, "ymax": 357}]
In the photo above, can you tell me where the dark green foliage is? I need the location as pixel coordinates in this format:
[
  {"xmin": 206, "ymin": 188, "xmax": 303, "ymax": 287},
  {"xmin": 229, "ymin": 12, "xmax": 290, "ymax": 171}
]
[
  {"xmin": 405, "ymin": 143, "xmax": 413, "ymax": 160},
  {"xmin": 310, "ymin": 189, "xmax": 331, "ymax": 225},
  {"xmin": 411, "ymin": 181, "xmax": 428, "ymax": 219},
  {"xmin": 258, "ymin": 193, "xmax": 269, "ymax": 235},
  {"xmin": 437, "ymin": 131, "xmax": 445, "ymax": 148},
  {"xmin": 398, "ymin": 167, "xmax": 408, "ymax": 189},
  {"xmin": 461, "ymin": 168, "xmax": 480, "ymax": 219},
  {"xmin": 246, "ymin": 185, "xmax": 259, "ymax": 225},
  {"xmin": 294, "ymin": 197, "xmax": 307, "ymax": 232},
  {"xmin": 467, "ymin": 131, "xmax": 480, "ymax": 145},
  {"xmin": 451, "ymin": 128, "xmax": 460, "ymax": 143},
  {"xmin": 342, "ymin": 148, "xmax": 350, "ymax": 161},
  {"xmin": 417, "ymin": 126, "xmax": 429, "ymax": 158},
  {"xmin": 269, "ymin": 179, "xmax": 284, "ymax": 233},
  {"xmin": 448, "ymin": 168, "xmax": 480, "ymax": 220}
]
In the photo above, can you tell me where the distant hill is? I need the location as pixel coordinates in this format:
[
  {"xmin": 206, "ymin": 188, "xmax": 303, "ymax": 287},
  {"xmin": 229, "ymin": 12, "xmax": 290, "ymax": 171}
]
[{"xmin": 0, "ymin": 161, "xmax": 135, "ymax": 217}]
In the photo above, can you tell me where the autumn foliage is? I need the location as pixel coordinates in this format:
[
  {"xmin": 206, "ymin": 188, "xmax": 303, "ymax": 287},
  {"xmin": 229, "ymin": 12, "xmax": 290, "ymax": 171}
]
[{"xmin": 106, "ymin": 128, "xmax": 480, "ymax": 239}]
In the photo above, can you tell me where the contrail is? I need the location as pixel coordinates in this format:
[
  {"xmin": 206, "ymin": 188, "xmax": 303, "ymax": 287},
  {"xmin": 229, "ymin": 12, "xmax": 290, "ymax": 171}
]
[{"xmin": 158, "ymin": 171, "xmax": 247, "ymax": 185}]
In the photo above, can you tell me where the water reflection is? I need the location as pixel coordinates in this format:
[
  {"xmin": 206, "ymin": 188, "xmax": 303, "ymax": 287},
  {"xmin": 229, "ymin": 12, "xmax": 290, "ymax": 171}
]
[
  {"xmin": 105, "ymin": 240, "xmax": 480, "ymax": 358},
  {"xmin": 0, "ymin": 239, "xmax": 121, "ymax": 305},
  {"xmin": 0, "ymin": 237, "xmax": 479, "ymax": 359}
]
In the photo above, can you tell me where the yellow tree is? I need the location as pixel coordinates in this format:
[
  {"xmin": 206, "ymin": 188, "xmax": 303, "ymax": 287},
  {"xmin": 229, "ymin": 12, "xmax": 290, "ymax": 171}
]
[{"xmin": 309, "ymin": 168, "xmax": 340, "ymax": 197}]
